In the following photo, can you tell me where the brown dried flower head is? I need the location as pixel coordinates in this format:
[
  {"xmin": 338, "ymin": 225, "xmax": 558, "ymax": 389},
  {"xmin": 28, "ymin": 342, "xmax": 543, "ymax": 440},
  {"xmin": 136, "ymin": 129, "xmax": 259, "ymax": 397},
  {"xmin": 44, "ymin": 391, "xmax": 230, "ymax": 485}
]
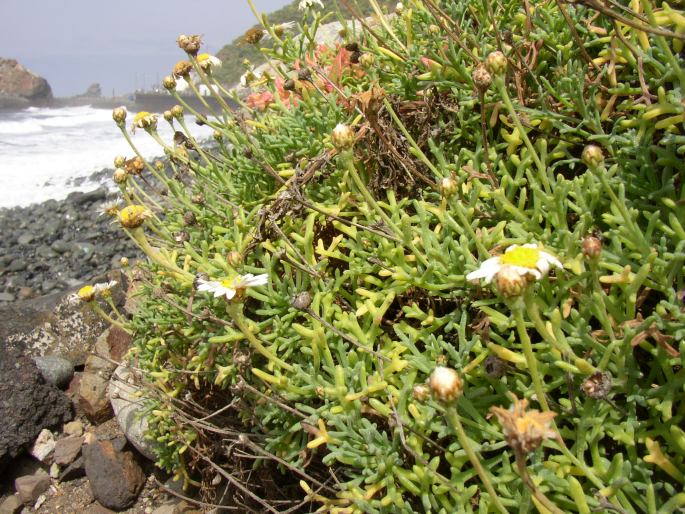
[
  {"xmin": 582, "ymin": 236, "xmax": 602, "ymax": 260},
  {"xmin": 243, "ymin": 27, "xmax": 265, "ymax": 45},
  {"xmin": 124, "ymin": 156, "xmax": 145, "ymax": 176},
  {"xmin": 177, "ymin": 34, "xmax": 202, "ymax": 55},
  {"xmin": 173, "ymin": 60, "xmax": 193, "ymax": 78},
  {"xmin": 490, "ymin": 395, "xmax": 557, "ymax": 455},
  {"xmin": 472, "ymin": 64, "xmax": 492, "ymax": 91},
  {"xmin": 581, "ymin": 371, "xmax": 612, "ymax": 399}
]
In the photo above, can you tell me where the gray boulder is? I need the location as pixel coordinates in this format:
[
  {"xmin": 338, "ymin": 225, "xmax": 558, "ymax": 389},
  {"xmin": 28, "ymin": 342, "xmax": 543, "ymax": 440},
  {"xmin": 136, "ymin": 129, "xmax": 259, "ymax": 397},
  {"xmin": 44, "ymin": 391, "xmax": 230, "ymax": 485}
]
[{"xmin": 33, "ymin": 355, "xmax": 74, "ymax": 388}]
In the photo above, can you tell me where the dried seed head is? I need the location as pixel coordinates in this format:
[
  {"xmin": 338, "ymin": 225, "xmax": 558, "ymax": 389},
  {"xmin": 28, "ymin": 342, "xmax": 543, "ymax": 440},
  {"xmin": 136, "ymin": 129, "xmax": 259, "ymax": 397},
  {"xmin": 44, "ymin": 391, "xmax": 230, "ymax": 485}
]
[
  {"xmin": 485, "ymin": 51, "xmax": 507, "ymax": 75},
  {"xmin": 490, "ymin": 395, "xmax": 557, "ymax": 455},
  {"xmin": 331, "ymin": 123, "xmax": 355, "ymax": 150},
  {"xmin": 428, "ymin": 366, "xmax": 463, "ymax": 403},
  {"xmin": 118, "ymin": 205, "xmax": 151, "ymax": 229},
  {"xmin": 162, "ymin": 75, "xmax": 177, "ymax": 91},
  {"xmin": 177, "ymin": 34, "xmax": 202, "ymax": 55},
  {"xmin": 581, "ymin": 236, "xmax": 602, "ymax": 260},
  {"xmin": 113, "ymin": 168, "xmax": 128, "ymax": 184},
  {"xmin": 582, "ymin": 144, "xmax": 604, "ymax": 168},
  {"xmin": 581, "ymin": 371, "xmax": 612, "ymax": 399},
  {"xmin": 472, "ymin": 64, "xmax": 492, "ymax": 91},
  {"xmin": 183, "ymin": 211, "xmax": 197, "ymax": 226},
  {"xmin": 124, "ymin": 156, "xmax": 145, "ymax": 175},
  {"xmin": 191, "ymin": 193, "xmax": 205, "ymax": 204},
  {"xmin": 283, "ymin": 78, "xmax": 296, "ymax": 92},
  {"xmin": 226, "ymin": 251, "xmax": 243, "ymax": 267},
  {"xmin": 175, "ymin": 231, "xmax": 190, "ymax": 243},
  {"xmin": 484, "ymin": 355, "xmax": 508, "ymax": 378},
  {"xmin": 291, "ymin": 291, "xmax": 313, "ymax": 310},
  {"xmin": 173, "ymin": 60, "xmax": 193, "ymax": 78},
  {"xmin": 113, "ymin": 155, "xmax": 126, "ymax": 168},
  {"xmin": 297, "ymin": 68, "xmax": 312, "ymax": 82},
  {"xmin": 412, "ymin": 384, "xmax": 430, "ymax": 402},
  {"xmin": 428, "ymin": 24, "xmax": 440, "ymax": 35},
  {"xmin": 349, "ymin": 51, "xmax": 361, "ymax": 65},
  {"xmin": 495, "ymin": 265, "xmax": 528, "ymax": 297},
  {"xmin": 112, "ymin": 107, "xmax": 127, "ymax": 125}
]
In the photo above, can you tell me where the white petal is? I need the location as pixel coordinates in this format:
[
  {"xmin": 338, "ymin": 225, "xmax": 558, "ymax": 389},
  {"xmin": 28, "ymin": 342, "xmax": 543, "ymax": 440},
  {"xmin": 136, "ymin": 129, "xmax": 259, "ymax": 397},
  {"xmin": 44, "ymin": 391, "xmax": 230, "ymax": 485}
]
[
  {"xmin": 244, "ymin": 273, "xmax": 268, "ymax": 286},
  {"xmin": 224, "ymin": 288, "xmax": 236, "ymax": 300},
  {"xmin": 539, "ymin": 251, "xmax": 562, "ymax": 269},
  {"xmin": 466, "ymin": 257, "xmax": 502, "ymax": 284},
  {"xmin": 520, "ymin": 243, "xmax": 539, "ymax": 249}
]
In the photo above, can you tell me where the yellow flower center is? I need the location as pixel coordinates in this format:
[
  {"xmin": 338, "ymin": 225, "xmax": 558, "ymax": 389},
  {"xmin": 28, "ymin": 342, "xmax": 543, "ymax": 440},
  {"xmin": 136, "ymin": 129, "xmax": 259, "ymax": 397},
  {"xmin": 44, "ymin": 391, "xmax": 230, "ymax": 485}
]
[
  {"xmin": 132, "ymin": 111, "xmax": 151, "ymax": 124},
  {"xmin": 118, "ymin": 205, "xmax": 149, "ymax": 228},
  {"xmin": 500, "ymin": 246, "xmax": 540, "ymax": 269},
  {"xmin": 78, "ymin": 285, "xmax": 95, "ymax": 301},
  {"xmin": 220, "ymin": 278, "xmax": 235, "ymax": 288},
  {"xmin": 197, "ymin": 53, "xmax": 210, "ymax": 62}
]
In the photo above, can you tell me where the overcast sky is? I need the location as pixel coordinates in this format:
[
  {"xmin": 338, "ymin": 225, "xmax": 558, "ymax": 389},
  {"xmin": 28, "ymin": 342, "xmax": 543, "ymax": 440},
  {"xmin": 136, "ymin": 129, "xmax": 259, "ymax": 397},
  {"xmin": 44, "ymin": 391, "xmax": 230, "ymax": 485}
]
[{"xmin": 0, "ymin": 0, "xmax": 292, "ymax": 96}]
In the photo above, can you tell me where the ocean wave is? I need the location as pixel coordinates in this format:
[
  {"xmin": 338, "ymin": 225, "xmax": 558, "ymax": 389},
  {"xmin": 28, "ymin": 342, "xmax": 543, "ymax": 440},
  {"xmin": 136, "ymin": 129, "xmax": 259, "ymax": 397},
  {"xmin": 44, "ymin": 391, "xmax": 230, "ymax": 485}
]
[{"xmin": 0, "ymin": 119, "xmax": 45, "ymax": 135}]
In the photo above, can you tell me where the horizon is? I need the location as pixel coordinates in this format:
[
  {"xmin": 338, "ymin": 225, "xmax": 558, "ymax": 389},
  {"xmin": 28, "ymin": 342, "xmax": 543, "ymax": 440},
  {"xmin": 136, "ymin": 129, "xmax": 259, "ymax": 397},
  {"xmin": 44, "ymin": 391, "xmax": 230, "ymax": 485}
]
[{"xmin": 0, "ymin": 0, "xmax": 292, "ymax": 97}]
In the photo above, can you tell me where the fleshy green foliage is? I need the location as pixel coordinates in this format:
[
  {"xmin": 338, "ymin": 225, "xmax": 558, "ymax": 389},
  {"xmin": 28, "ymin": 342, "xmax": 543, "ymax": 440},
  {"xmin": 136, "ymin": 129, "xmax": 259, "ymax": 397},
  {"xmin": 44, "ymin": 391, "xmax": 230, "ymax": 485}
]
[{"xmin": 115, "ymin": 1, "xmax": 685, "ymax": 512}]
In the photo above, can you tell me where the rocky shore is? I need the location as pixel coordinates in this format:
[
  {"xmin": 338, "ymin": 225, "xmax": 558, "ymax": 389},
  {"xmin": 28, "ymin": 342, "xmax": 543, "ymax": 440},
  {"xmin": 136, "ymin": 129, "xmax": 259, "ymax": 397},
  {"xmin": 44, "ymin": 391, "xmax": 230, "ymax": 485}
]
[{"xmin": 0, "ymin": 186, "xmax": 139, "ymax": 304}]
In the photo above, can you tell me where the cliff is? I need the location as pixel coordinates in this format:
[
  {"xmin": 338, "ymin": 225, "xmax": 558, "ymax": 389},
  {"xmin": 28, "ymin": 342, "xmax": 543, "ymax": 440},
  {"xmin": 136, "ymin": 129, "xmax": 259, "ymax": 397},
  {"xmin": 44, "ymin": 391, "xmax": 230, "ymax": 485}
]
[{"xmin": 0, "ymin": 58, "xmax": 53, "ymax": 108}]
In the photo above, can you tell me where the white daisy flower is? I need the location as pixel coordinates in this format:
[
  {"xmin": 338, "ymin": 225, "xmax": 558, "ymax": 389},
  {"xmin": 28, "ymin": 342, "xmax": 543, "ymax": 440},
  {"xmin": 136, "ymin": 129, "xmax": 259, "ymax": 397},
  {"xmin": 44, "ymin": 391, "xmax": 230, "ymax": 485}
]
[
  {"xmin": 299, "ymin": 0, "xmax": 324, "ymax": 11},
  {"xmin": 93, "ymin": 280, "xmax": 118, "ymax": 297},
  {"xmin": 466, "ymin": 243, "xmax": 562, "ymax": 284},
  {"xmin": 99, "ymin": 201, "xmax": 120, "ymax": 217},
  {"xmin": 197, "ymin": 53, "xmax": 222, "ymax": 71},
  {"xmin": 197, "ymin": 273, "xmax": 268, "ymax": 300}
]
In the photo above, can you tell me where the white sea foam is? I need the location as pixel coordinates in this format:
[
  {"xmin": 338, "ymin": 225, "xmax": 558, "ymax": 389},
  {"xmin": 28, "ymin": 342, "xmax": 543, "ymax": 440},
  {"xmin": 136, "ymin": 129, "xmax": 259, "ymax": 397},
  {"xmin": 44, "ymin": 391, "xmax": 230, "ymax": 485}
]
[{"xmin": 0, "ymin": 105, "xmax": 213, "ymax": 208}]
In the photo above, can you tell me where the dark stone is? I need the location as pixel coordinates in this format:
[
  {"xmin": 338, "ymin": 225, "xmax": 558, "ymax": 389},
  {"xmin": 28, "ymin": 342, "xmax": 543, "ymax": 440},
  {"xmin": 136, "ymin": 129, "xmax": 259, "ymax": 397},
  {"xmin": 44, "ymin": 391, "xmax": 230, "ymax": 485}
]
[
  {"xmin": 0, "ymin": 348, "xmax": 73, "ymax": 473},
  {"xmin": 17, "ymin": 233, "xmax": 34, "ymax": 245},
  {"xmin": 58, "ymin": 455, "xmax": 86, "ymax": 482},
  {"xmin": 83, "ymin": 440, "xmax": 145, "ymax": 510},
  {"xmin": 66, "ymin": 188, "xmax": 107, "ymax": 206},
  {"xmin": 6, "ymin": 259, "xmax": 26, "ymax": 272},
  {"xmin": 14, "ymin": 473, "xmax": 51, "ymax": 504}
]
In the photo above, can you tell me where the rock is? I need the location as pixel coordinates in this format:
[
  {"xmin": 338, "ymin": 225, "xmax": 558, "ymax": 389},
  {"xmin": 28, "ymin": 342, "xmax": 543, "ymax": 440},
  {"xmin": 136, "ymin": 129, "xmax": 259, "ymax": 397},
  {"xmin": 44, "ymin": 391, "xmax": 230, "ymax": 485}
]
[
  {"xmin": 0, "ymin": 495, "xmax": 22, "ymax": 514},
  {"xmin": 63, "ymin": 420, "xmax": 84, "ymax": 437},
  {"xmin": 51, "ymin": 240, "xmax": 71, "ymax": 254},
  {"xmin": 0, "ymin": 347, "xmax": 73, "ymax": 472},
  {"xmin": 67, "ymin": 188, "xmax": 107, "ymax": 206},
  {"xmin": 17, "ymin": 287, "xmax": 35, "ymax": 301},
  {"xmin": 53, "ymin": 436, "xmax": 83, "ymax": 466},
  {"xmin": 109, "ymin": 366, "xmax": 158, "ymax": 461},
  {"xmin": 82, "ymin": 83, "xmax": 102, "ymax": 97},
  {"xmin": 58, "ymin": 455, "xmax": 86, "ymax": 482},
  {"xmin": 83, "ymin": 439, "xmax": 145, "ymax": 510},
  {"xmin": 151, "ymin": 504, "xmax": 177, "ymax": 514},
  {"xmin": 1, "ymin": 270, "xmax": 126, "ymax": 365},
  {"xmin": 49, "ymin": 462, "xmax": 60, "ymax": 478},
  {"xmin": 0, "ymin": 292, "xmax": 15, "ymax": 302},
  {"xmin": 0, "ymin": 58, "xmax": 52, "ymax": 105},
  {"xmin": 85, "ymin": 505, "xmax": 116, "ymax": 514},
  {"xmin": 33, "ymin": 355, "xmax": 75, "ymax": 388},
  {"xmin": 29, "ymin": 428, "xmax": 55, "ymax": 463},
  {"xmin": 6, "ymin": 259, "xmax": 26, "ymax": 272},
  {"xmin": 14, "ymin": 473, "xmax": 51, "ymax": 504},
  {"xmin": 79, "ymin": 372, "xmax": 113, "ymax": 423},
  {"xmin": 17, "ymin": 233, "xmax": 35, "ymax": 245},
  {"xmin": 107, "ymin": 326, "xmax": 132, "ymax": 362}
]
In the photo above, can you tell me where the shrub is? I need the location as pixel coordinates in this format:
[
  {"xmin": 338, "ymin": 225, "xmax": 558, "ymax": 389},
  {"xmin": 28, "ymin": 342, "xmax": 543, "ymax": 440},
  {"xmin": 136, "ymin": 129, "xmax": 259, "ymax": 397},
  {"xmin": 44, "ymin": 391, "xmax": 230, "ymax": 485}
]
[{"xmin": 99, "ymin": 0, "xmax": 685, "ymax": 511}]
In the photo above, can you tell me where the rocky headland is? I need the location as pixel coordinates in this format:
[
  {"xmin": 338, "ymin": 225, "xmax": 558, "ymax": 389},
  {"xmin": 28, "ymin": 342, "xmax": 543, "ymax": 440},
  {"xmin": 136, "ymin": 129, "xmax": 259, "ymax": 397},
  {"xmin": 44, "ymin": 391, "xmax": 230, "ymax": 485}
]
[{"xmin": 0, "ymin": 58, "xmax": 52, "ymax": 109}]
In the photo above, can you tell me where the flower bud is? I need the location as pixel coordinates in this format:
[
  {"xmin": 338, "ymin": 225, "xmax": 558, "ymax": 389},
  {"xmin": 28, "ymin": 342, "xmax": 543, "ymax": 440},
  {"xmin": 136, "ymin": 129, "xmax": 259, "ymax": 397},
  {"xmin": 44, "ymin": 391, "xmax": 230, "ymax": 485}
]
[
  {"xmin": 183, "ymin": 211, "xmax": 197, "ymax": 226},
  {"xmin": 581, "ymin": 371, "xmax": 612, "ymax": 399},
  {"xmin": 412, "ymin": 384, "xmax": 430, "ymax": 401},
  {"xmin": 113, "ymin": 168, "xmax": 128, "ymax": 184},
  {"xmin": 581, "ymin": 236, "xmax": 602, "ymax": 260},
  {"xmin": 163, "ymin": 110, "xmax": 174, "ymax": 123},
  {"xmin": 395, "ymin": 2, "xmax": 404, "ymax": 15},
  {"xmin": 429, "ymin": 366, "xmax": 463, "ymax": 403},
  {"xmin": 162, "ymin": 75, "xmax": 177, "ymax": 91},
  {"xmin": 429, "ymin": 24, "xmax": 440, "ymax": 35},
  {"xmin": 581, "ymin": 144, "xmax": 604, "ymax": 168},
  {"xmin": 485, "ymin": 51, "xmax": 507, "ymax": 75},
  {"xmin": 331, "ymin": 123, "xmax": 355, "ymax": 150},
  {"xmin": 283, "ymin": 79, "xmax": 296, "ymax": 92},
  {"xmin": 175, "ymin": 231, "xmax": 190, "ymax": 243},
  {"xmin": 297, "ymin": 68, "xmax": 312, "ymax": 82},
  {"xmin": 177, "ymin": 34, "xmax": 202, "ymax": 55},
  {"xmin": 191, "ymin": 193, "xmax": 205, "ymax": 204},
  {"xmin": 213, "ymin": 130, "xmax": 223, "ymax": 143},
  {"xmin": 113, "ymin": 155, "xmax": 126, "ymax": 168},
  {"xmin": 118, "ymin": 205, "xmax": 151, "ymax": 229},
  {"xmin": 154, "ymin": 160, "xmax": 165, "ymax": 172},
  {"xmin": 243, "ymin": 27, "xmax": 264, "ymax": 45},
  {"xmin": 173, "ymin": 60, "xmax": 193, "ymax": 78},
  {"xmin": 291, "ymin": 291, "xmax": 312, "ymax": 310},
  {"xmin": 227, "ymin": 251, "xmax": 243, "ymax": 267},
  {"xmin": 171, "ymin": 105, "xmax": 184, "ymax": 119},
  {"xmin": 440, "ymin": 176, "xmax": 458, "ymax": 197},
  {"xmin": 359, "ymin": 53, "xmax": 375, "ymax": 68},
  {"xmin": 112, "ymin": 107, "xmax": 127, "ymax": 125},
  {"xmin": 472, "ymin": 64, "xmax": 492, "ymax": 91},
  {"xmin": 495, "ymin": 265, "xmax": 528, "ymax": 297},
  {"xmin": 120, "ymin": 256, "xmax": 130, "ymax": 268}
]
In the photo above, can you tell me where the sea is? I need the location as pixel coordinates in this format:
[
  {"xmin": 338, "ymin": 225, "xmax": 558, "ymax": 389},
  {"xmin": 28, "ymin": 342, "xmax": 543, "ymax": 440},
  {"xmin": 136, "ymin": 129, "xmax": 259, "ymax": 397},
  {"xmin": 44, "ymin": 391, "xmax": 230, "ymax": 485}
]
[{"xmin": 0, "ymin": 105, "xmax": 213, "ymax": 208}]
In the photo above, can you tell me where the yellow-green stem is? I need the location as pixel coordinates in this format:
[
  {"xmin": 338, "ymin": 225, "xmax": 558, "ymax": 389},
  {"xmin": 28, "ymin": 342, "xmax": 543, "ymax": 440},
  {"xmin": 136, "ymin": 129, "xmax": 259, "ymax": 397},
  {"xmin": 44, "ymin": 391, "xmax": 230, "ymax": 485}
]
[
  {"xmin": 445, "ymin": 406, "xmax": 508, "ymax": 514},
  {"xmin": 513, "ymin": 302, "xmax": 550, "ymax": 412}
]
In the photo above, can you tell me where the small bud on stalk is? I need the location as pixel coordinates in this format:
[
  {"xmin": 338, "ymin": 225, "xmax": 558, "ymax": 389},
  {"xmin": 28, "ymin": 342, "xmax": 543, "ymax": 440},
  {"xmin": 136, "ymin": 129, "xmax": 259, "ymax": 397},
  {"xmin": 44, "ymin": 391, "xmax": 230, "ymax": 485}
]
[
  {"xmin": 112, "ymin": 107, "xmax": 127, "ymax": 125},
  {"xmin": 163, "ymin": 110, "xmax": 174, "ymax": 123},
  {"xmin": 581, "ymin": 236, "xmax": 602, "ymax": 260},
  {"xmin": 440, "ymin": 176, "xmax": 458, "ymax": 197},
  {"xmin": 485, "ymin": 51, "xmax": 507, "ymax": 75},
  {"xmin": 331, "ymin": 124, "xmax": 355, "ymax": 150},
  {"xmin": 113, "ymin": 168, "xmax": 128, "ymax": 184},
  {"xmin": 227, "ymin": 251, "xmax": 243, "ymax": 267},
  {"xmin": 291, "ymin": 291, "xmax": 312, "ymax": 310},
  {"xmin": 162, "ymin": 75, "xmax": 177, "ymax": 91},
  {"xmin": 173, "ymin": 60, "xmax": 193, "ymax": 79},
  {"xmin": 412, "ymin": 384, "xmax": 430, "ymax": 401},
  {"xmin": 472, "ymin": 64, "xmax": 492, "ymax": 91},
  {"xmin": 495, "ymin": 265, "xmax": 529, "ymax": 297},
  {"xmin": 113, "ymin": 155, "xmax": 126, "ymax": 168},
  {"xmin": 581, "ymin": 144, "xmax": 604, "ymax": 168},
  {"xmin": 429, "ymin": 366, "xmax": 463, "ymax": 403},
  {"xmin": 171, "ymin": 105, "xmax": 184, "ymax": 119}
]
